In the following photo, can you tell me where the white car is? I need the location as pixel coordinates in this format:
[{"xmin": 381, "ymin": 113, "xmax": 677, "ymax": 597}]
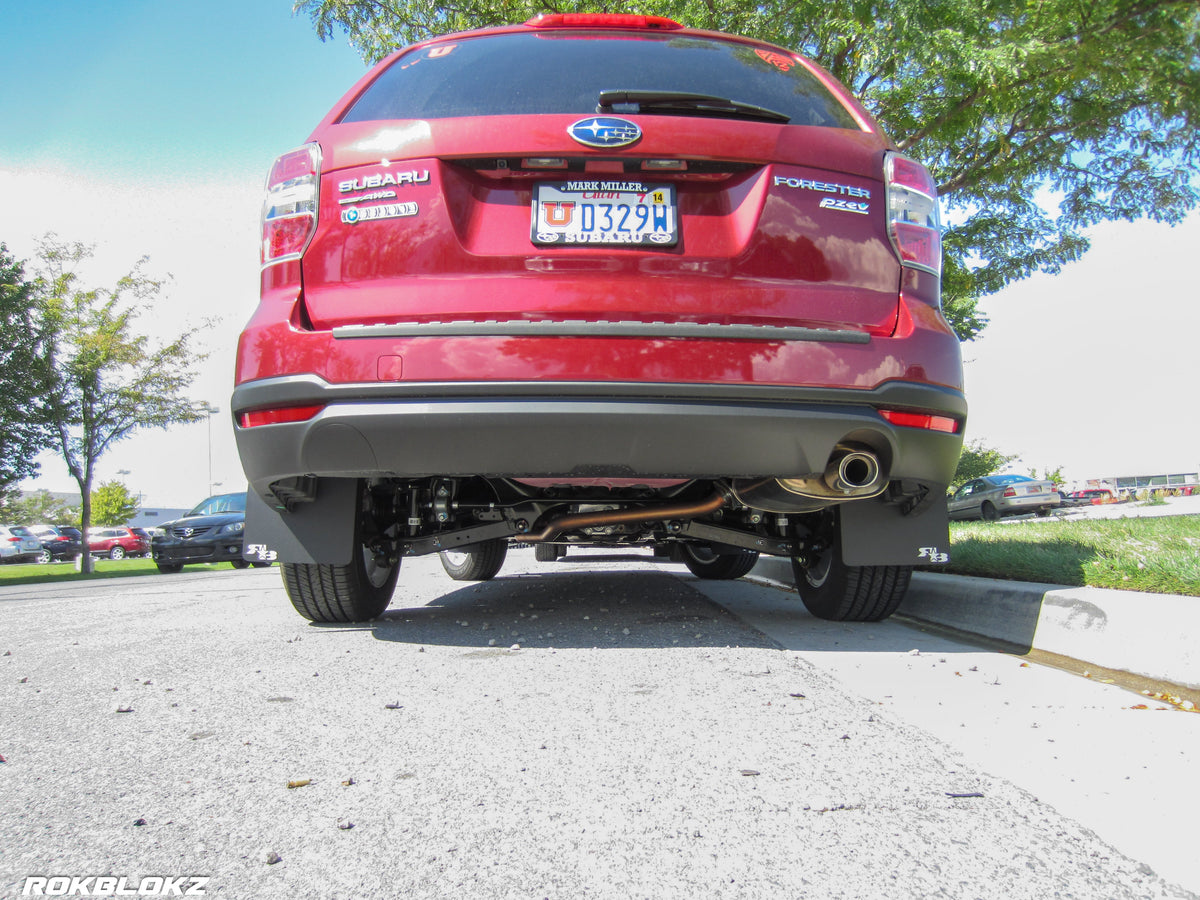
[{"xmin": 0, "ymin": 525, "xmax": 43, "ymax": 563}]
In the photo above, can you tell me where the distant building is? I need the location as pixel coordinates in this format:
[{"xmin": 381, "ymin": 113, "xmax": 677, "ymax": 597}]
[
  {"xmin": 1110, "ymin": 473, "xmax": 1199, "ymax": 494},
  {"xmin": 129, "ymin": 508, "xmax": 189, "ymax": 528}
]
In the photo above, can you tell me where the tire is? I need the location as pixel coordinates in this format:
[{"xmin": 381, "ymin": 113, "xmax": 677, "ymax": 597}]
[
  {"xmin": 109, "ymin": 546, "xmax": 126, "ymax": 560},
  {"xmin": 681, "ymin": 544, "xmax": 759, "ymax": 580},
  {"xmin": 283, "ymin": 549, "xmax": 399, "ymax": 623},
  {"xmin": 157, "ymin": 563, "xmax": 183, "ymax": 573},
  {"xmin": 534, "ymin": 543, "xmax": 558, "ymax": 563},
  {"xmin": 280, "ymin": 483, "xmax": 401, "ymax": 623},
  {"xmin": 36, "ymin": 549, "xmax": 51, "ymax": 565},
  {"xmin": 792, "ymin": 546, "xmax": 911, "ymax": 622},
  {"xmin": 980, "ymin": 501, "xmax": 999, "ymax": 522},
  {"xmin": 230, "ymin": 559, "xmax": 250, "ymax": 569},
  {"xmin": 439, "ymin": 539, "xmax": 507, "ymax": 581},
  {"xmin": 251, "ymin": 561, "xmax": 273, "ymax": 568}
]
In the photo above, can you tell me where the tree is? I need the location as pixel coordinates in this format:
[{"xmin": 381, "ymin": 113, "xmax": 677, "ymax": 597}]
[
  {"xmin": 0, "ymin": 490, "xmax": 74, "ymax": 526},
  {"xmin": 296, "ymin": 0, "xmax": 1200, "ymax": 341},
  {"xmin": 91, "ymin": 481, "xmax": 140, "ymax": 526},
  {"xmin": 952, "ymin": 439, "xmax": 1019, "ymax": 488},
  {"xmin": 0, "ymin": 244, "xmax": 53, "ymax": 499},
  {"xmin": 32, "ymin": 235, "xmax": 208, "ymax": 572},
  {"xmin": 1029, "ymin": 464, "xmax": 1065, "ymax": 486}
]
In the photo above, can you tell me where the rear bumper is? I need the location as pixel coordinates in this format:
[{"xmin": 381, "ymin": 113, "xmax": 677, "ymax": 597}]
[
  {"xmin": 232, "ymin": 377, "xmax": 965, "ymax": 494},
  {"xmin": 999, "ymin": 496, "xmax": 1061, "ymax": 513}
]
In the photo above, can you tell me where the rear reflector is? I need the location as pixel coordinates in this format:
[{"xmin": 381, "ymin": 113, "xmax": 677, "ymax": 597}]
[
  {"xmin": 885, "ymin": 153, "xmax": 942, "ymax": 277},
  {"xmin": 525, "ymin": 13, "xmax": 684, "ymax": 29},
  {"xmin": 238, "ymin": 405, "xmax": 324, "ymax": 428},
  {"xmin": 262, "ymin": 143, "xmax": 321, "ymax": 267},
  {"xmin": 879, "ymin": 409, "xmax": 959, "ymax": 434}
]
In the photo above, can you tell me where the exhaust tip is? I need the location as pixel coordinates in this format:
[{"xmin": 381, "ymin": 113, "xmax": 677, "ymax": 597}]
[{"xmin": 832, "ymin": 451, "xmax": 881, "ymax": 493}]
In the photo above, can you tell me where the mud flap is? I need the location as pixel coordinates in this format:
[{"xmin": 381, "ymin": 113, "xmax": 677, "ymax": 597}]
[
  {"xmin": 838, "ymin": 496, "xmax": 951, "ymax": 567},
  {"xmin": 243, "ymin": 479, "xmax": 357, "ymax": 566}
]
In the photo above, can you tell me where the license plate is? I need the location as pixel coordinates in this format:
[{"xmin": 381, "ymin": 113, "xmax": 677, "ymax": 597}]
[{"xmin": 532, "ymin": 182, "xmax": 677, "ymax": 246}]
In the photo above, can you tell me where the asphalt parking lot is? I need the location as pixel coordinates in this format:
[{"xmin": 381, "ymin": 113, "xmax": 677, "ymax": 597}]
[{"xmin": 2, "ymin": 553, "xmax": 1197, "ymax": 899}]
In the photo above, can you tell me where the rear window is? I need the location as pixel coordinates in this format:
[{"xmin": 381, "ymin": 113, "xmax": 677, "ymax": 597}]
[
  {"xmin": 342, "ymin": 31, "xmax": 858, "ymax": 128},
  {"xmin": 992, "ymin": 475, "xmax": 1032, "ymax": 486}
]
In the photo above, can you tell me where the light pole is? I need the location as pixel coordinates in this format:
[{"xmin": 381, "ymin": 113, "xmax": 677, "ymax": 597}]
[{"xmin": 203, "ymin": 403, "xmax": 220, "ymax": 496}]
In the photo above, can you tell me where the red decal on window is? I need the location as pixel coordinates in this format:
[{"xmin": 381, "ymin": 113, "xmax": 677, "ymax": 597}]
[
  {"xmin": 755, "ymin": 49, "xmax": 795, "ymax": 72},
  {"xmin": 428, "ymin": 44, "xmax": 457, "ymax": 59}
]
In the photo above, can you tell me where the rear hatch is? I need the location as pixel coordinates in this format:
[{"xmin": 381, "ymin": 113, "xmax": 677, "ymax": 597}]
[{"xmin": 299, "ymin": 26, "xmax": 902, "ymax": 336}]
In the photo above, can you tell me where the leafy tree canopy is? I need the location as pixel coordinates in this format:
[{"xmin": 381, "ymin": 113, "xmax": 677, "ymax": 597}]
[
  {"xmin": 0, "ymin": 244, "xmax": 53, "ymax": 498},
  {"xmin": 31, "ymin": 234, "xmax": 209, "ymax": 570},
  {"xmin": 0, "ymin": 490, "xmax": 75, "ymax": 526},
  {"xmin": 952, "ymin": 438, "xmax": 1019, "ymax": 488},
  {"xmin": 296, "ymin": 0, "xmax": 1200, "ymax": 340},
  {"xmin": 91, "ymin": 480, "xmax": 140, "ymax": 526}
]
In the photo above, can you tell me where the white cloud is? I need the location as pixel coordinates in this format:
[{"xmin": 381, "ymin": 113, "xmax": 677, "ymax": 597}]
[{"xmin": 962, "ymin": 214, "xmax": 1200, "ymax": 479}]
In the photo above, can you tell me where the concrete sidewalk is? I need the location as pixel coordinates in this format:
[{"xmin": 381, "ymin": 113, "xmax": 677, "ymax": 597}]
[{"xmin": 751, "ymin": 557, "xmax": 1199, "ymax": 689}]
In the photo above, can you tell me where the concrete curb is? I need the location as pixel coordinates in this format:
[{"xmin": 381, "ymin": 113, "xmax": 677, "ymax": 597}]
[{"xmin": 751, "ymin": 557, "xmax": 1199, "ymax": 689}]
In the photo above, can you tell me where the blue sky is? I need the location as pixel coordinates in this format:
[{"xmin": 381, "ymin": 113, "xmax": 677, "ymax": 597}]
[
  {"xmin": 1, "ymin": 2, "xmax": 1197, "ymax": 506},
  {"xmin": 1, "ymin": 1, "xmax": 366, "ymax": 178}
]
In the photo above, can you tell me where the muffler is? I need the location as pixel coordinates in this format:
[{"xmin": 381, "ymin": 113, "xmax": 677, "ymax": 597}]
[
  {"xmin": 729, "ymin": 444, "xmax": 889, "ymax": 513},
  {"xmin": 777, "ymin": 444, "xmax": 887, "ymax": 501}
]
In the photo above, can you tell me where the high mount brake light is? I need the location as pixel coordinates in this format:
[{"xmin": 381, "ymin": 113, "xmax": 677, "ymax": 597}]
[
  {"xmin": 525, "ymin": 13, "xmax": 684, "ymax": 29},
  {"xmin": 262, "ymin": 143, "xmax": 322, "ymax": 267},
  {"xmin": 879, "ymin": 409, "xmax": 959, "ymax": 434},
  {"xmin": 885, "ymin": 153, "xmax": 942, "ymax": 277}
]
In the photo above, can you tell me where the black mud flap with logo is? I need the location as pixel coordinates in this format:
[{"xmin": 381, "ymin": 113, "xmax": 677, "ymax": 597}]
[
  {"xmin": 839, "ymin": 496, "xmax": 951, "ymax": 567},
  {"xmin": 243, "ymin": 479, "xmax": 358, "ymax": 566}
]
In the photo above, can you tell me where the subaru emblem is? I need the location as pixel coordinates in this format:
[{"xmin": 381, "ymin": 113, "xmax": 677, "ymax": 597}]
[{"xmin": 568, "ymin": 117, "xmax": 642, "ymax": 149}]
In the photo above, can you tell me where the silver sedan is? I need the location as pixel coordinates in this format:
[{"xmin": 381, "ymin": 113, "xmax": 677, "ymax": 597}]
[{"xmin": 947, "ymin": 475, "xmax": 1061, "ymax": 521}]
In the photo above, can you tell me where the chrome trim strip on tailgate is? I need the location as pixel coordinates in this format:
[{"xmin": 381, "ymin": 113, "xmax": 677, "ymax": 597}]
[{"xmin": 332, "ymin": 320, "xmax": 871, "ymax": 343}]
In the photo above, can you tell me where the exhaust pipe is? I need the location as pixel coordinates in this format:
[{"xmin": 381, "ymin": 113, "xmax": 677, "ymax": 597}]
[
  {"xmin": 528, "ymin": 491, "xmax": 726, "ymax": 542},
  {"xmin": 827, "ymin": 448, "xmax": 882, "ymax": 494},
  {"xmin": 776, "ymin": 444, "xmax": 887, "ymax": 501}
]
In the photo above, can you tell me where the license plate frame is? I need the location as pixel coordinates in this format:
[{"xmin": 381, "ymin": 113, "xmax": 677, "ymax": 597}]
[{"xmin": 531, "ymin": 181, "xmax": 678, "ymax": 247}]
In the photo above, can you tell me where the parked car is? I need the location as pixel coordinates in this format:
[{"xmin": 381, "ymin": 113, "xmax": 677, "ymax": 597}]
[
  {"xmin": 1067, "ymin": 489, "xmax": 1116, "ymax": 504},
  {"xmin": 88, "ymin": 526, "xmax": 151, "ymax": 559},
  {"xmin": 947, "ymin": 475, "xmax": 1061, "ymax": 521},
  {"xmin": 233, "ymin": 14, "xmax": 966, "ymax": 625},
  {"xmin": 28, "ymin": 524, "xmax": 85, "ymax": 563},
  {"xmin": 0, "ymin": 525, "xmax": 43, "ymax": 563},
  {"xmin": 150, "ymin": 492, "xmax": 258, "ymax": 572}
]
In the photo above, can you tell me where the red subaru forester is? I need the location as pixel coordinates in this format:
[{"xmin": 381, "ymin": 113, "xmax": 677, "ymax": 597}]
[{"xmin": 233, "ymin": 13, "xmax": 965, "ymax": 624}]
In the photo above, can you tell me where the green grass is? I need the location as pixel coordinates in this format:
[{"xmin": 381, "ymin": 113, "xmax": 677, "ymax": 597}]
[
  {"xmin": 945, "ymin": 515, "xmax": 1200, "ymax": 596},
  {"xmin": 0, "ymin": 557, "xmax": 237, "ymax": 585}
]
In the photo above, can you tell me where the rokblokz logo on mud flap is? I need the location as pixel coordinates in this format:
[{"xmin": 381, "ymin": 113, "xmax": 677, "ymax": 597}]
[{"xmin": 22, "ymin": 875, "xmax": 208, "ymax": 896}]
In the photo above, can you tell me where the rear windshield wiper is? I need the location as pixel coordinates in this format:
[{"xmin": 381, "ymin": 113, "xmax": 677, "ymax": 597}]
[{"xmin": 597, "ymin": 90, "xmax": 790, "ymax": 124}]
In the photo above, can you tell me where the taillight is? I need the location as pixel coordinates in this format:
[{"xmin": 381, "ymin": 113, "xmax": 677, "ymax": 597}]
[
  {"xmin": 261, "ymin": 143, "xmax": 321, "ymax": 267},
  {"xmin": 238, "ymin": 405, "xmax": 324, "ymax": 428},
  {"xmin": 885, "ymin": 153, "xmax": 941, "ymax": 277},
  {"xmin": 879, "ymin": 409, "xmax": 959, "ymax": 434},
  {"xmin": 525, "ymin": 13, "xmax": 683, "ymax": 29},
  {"xmin": 1003, "ymin": 487, "xmax": 1017, "ymax": 498}
]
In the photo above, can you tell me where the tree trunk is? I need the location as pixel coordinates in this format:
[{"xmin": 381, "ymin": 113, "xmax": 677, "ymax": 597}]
[{"xmin": 77, "ymin": 474, "xmax": 94, "ymax": 575}]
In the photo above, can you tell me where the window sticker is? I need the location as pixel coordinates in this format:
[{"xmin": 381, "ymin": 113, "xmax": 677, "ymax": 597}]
[{"xmin": 755, "ymin": 48, "xmax": 795, "ymax": 72}]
